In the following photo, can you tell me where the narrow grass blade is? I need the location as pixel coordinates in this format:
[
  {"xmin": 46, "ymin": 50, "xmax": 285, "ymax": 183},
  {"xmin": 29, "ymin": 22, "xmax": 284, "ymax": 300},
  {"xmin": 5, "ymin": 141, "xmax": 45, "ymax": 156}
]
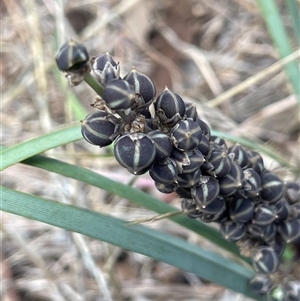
[
  {"xmin": 256, "ymin": 0, "xmax": 300, "ymax": 99},
  {"xmin": 21, "ymin": 154, "xmax": 245, "ymax": 260},
  {"xmin": 0, "ymin": 186, "xmax": 265, "ymax": 300},
  {"xmin": 211, "ymin": 130, "xmax": 298, "ymax": 174},
  {"xmin": 286, "ymin": 0, "xmax": 300, "ymax": 42},
  {"xmin": 0, "ymin": 124, "xmax": 82, "ymax": 171}
]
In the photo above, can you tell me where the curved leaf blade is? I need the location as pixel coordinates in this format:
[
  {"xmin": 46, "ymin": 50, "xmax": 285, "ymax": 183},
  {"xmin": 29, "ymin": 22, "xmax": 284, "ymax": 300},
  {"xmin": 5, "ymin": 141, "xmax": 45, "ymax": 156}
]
[{"xmin": 0, "ymin": 186, "xmax": 265, "ymax": 300}]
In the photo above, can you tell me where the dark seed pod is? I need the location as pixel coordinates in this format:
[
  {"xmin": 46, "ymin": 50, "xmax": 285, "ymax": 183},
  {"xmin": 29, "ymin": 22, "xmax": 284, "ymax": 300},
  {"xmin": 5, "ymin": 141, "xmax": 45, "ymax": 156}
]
[
  {"xmin": 229, "ymin": 197, "xmax": 254, "ymax": 223},
  {"xmin": 155, "ymin": 182, "xmax": 176, "ymax": 194},
  {"xmin": 154, "ymin": 87, "xmax": 186, "ymax": 127},
  {"xmin": 102, "ymin": 79, "xmax": 135, "ymax": 110},
  {"xmin": 196, "ymin": 118, "xmax": 211, "ymax": 138},
  {"xmin": 261, "ymin": 223, "xmax": 277, "ymax": 243},
  {"xmin": 210, "ymin": 136, "xmax": 227, "ymax": 150},
  {"xmin": 285, "ymin": 281, "xmax": 300, "ymax": 301},
  {"xmin": 81, "ymin": 111, "xmax": 121, "ymax": 147},
  {"xmin": 171, "ymin": 148, "xmax": 190, "ymax": 173},
  {"xmin": 247, "ymin": 150, "xmax": 265, "ymax": 174},
  {"xmin": 191, "ymin": 176, "xmax": 220, "ymax": 207},
  {"xmin": 198, "ymin": 195, "xmax": 226, "ymax": 215},
  {"xmin": 249, "ymin": 274, "xmax": 273, "ymax": 295},
  {"xmin": 149, "ymin": 158, "xmax": 178, "ymax": 184},
  {"xmin": 260, "ymin": 172, "xmax": 284, "ymax": 204},
  {"xmin": 274, "ymin": 198, "xmax": 290, "ymax": 222},
  {"xmin": 181, "ymin": 150, "xmax": 205, "ymax": 174},
  {"xmin": 175, "ymin": 187, "xmax": 192, "ymax": 198},
  {"xmin": 170, "ymin": 118, "xmax": 202, "ymax": 152},
  {"xmin": 181, "ymin": 198, "xmax": 202, "ymax": 218},
  {"xmin": 290, "ymin": 203, "xmax": 300, "ymax": 219},
  {"xmin": 176, "ymin": 169, "xmax": 202, "ymax": 188},
  {"xmin": 267, "ymin": 285, "xmax": 286, "ymax": 301},
  {"xmin": 247, "ymin": 222, "xmax": 266, "ymax": 239},
  {"xmin": 197, "ymin": 134, "xmax": 210, "ymax": 157},
  {"xmin": 285, "ymin": 181, "xmax": 300, "ymax": 204},
  {"xmin": 114, "ymin": 133, "xmax": 156, "ymax": 175},
  {"xmin": 218, "ymin": 162, "xmax": 244, "ymax": 196},
  {"xmin": 147, "ymin": 130, "xmax": 173, "ymax": 162},
  {"xmin": 185, "ymin": 102, "xmax": 198, "ymax": 121},
  {"xmin": 242, "ymin": 168, "xmax": 261, "ymax": 198},
  {"xmin": 123, "ymin": 67, "xmax": 156, "ymax": 105},
  {"xmin": 55, "ymin": 39, "xmax": 89, "ymax": 73},
  {"xmin": 252, "ymin": 204, "xmax": 276, "ymax": 226},
  {"xmin": 207, "ymin": 148, "xmax": 232, "ymax": 178},
  {"xmin": 252, "ymin": 246, "xmax": 279, "ymax": 274},
  {"xmin": 228, "ymin": 144, "xmax": 249, "ymax": 168},
  {"xmin": 278, "ymin": 219, "xmax": 300, "ymax": 243},
  {"xmin": 220, "ymin": 221, "xmax": 246, "ymax": 241},
  {"xmin": 92, "ymin": 53, "xmax": 120, "ymax": 85},
  {"xmin": 200, "ymin": 206, "xmax": 228, "ymax": 223},
  {"xmin": 268, "ymin": 237, "xmax": 286, "ymax": 257}
]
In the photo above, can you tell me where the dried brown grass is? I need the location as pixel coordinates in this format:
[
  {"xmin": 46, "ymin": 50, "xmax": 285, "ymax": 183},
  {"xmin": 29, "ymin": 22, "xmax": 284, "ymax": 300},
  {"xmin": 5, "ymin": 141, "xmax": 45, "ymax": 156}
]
[{"xmin": 1, "ymin": 0, "xmax": 299, "ymax": 300}]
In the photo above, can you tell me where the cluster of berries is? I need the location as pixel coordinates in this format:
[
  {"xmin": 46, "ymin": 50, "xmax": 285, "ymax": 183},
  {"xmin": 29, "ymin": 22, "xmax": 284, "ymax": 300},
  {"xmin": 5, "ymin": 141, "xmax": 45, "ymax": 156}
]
[{"xmin": 55, "ymin": 40, "xmax": 300, "ymax": 301}]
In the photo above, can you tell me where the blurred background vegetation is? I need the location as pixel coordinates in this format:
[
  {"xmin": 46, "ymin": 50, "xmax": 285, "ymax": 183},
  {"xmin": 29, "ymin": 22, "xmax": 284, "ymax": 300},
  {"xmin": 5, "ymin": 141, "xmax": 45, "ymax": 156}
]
[{"xmin": 1, "ymin": 0, "xmax": 299, "ymax": 300}]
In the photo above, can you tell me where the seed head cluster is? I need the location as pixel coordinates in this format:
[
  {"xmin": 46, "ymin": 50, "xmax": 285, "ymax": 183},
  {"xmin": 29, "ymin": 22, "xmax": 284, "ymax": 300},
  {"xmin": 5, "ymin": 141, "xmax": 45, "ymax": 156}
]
[{"xmin": 56, "ymin": 40, "xmax": 300, "ymax": 301}]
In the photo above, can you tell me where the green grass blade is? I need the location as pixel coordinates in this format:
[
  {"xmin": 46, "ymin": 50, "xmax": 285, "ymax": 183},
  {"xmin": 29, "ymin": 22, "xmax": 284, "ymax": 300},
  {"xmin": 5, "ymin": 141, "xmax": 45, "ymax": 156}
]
[
  {"xmin": 1, "ymin": 125, "xmax": 295, "ymax": 173},
  {"xmin": 0, "ymin": 186, "xmax": 265, "ymax": 300},
  {"xmin": 0, "ymin": 124, "xmax": 82, "ymax": 171},
  {"xmin": 211, "ymin": 130, "xmax": 298, "ymax": 174},
  {"xmin": 256, "ymin": 0, "xmax": 300, "ymax": 99},
  {"xmin": 286, "ymin": 0, "xmax": 300, "ymax": 42},
  {"xmin": 21, "ymin": 154, "xmax": 245, "ymax": 260}
]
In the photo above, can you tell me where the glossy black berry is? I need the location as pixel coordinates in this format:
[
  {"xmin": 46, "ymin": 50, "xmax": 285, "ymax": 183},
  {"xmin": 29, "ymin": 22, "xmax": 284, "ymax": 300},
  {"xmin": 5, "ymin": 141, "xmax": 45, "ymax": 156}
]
[
  {"xmin": 195, "ymin": 118, "xmax": 211, "ymax": 138},
  {"xmin": 220, "ymin": 221, "xmax": 246, "ymax": 241},
  {"xmin": 154, "ymin": 87, "xmax": 186, "ymax": 127},
  {"xmin": 274, "ymin": 198, "xmax": 290, "ymax": 222},
  {"xmin": 55, "ymin": 39, "xmax": 89, "ymax": 72},
  {"xmin": 207, "ymin": 148, "xmax": 232, "ymax": 178},
  {"xmin": 218, "ymin": 162, "xmax": 244, "ymax": 196},
  {"xmin": 185, "ymin": 102, "xmax": 198, "ymax": 121},
  {"xmin": 228, "ymin": 144, "xmax": 249, "ymax": 168},
  {"xmin": 210, "ymin": 136, "xmax": 227, "ymax": 150},
  {"xmin": 242, "ymin": 168, "xmax": 261, "ymax": 198},
  {"xmin": 147, "ymin": 130, "xmax": 173, "ymax": 162},
  {"xmin": 278, "ymin": 219, "xmax": 300, "ymax": 243},
  {"xmin": 155, "ymin": 182, "xmax": 176, "ymax": 194},
  {"xmin": 114, "ymin": 133, "xmax": 156, "ymax": 175},
  {"xmin": 149, "ymin": 158, "xmax": 178, "ymax": 184},
  {"xmin": 285, "ymin": 181, "xmax": 300, "ymax": 204},
  {"xmin": 260, "ymin": 172, "xmax": 284, "ymax": 204},
  {"xmin": 247, "ymin": 150, "xmax": 265, "ymax": 174},
  {"xmin": 176, "ymin": 169, "xmax": 202, "ymax": 188},
  {"xmin": 181, "ymin": 150, "xmax": 205, "ymax": 174},
  {"xmin": 249, "ymin": 274, "xmax": 273, "ymax": 295},
  {"xmin": 252, "ymin": 204, "xmax": 276, "ymax": 226},
  {"xmin": 191, "ymin": 176, "xmax": 220, "ymax": 207},
  {"xmin": 170, "ymin": 118, "xmax": 202, "ymax": 152},
  {"xmin": 81, "ymin": 111, "xmax": 121, "ymax": 147},
  {"xmin": 181, "ymin": 198, "xmax": 202, "ymax": 218},
  {"xmin": 229, "ymin": 197, "xmax": 254, "ymax": 223},
  {"xmin": 123, "ymin": 67, "xmax": 156, "ymax": 105},
  {"xmin": 92, "ymin": 53, "xmax": 120, "ymax": 85},
  {"xmin": 252, "ymin": 246, "xmax": 279, "ymax": 274},
  {"xmin": 198, "ymin": 195, "xmax": 226, "ymax": 215},
  {"xmin": 102, "ymin": 79, "xmax": 135, "ymax": 110}
]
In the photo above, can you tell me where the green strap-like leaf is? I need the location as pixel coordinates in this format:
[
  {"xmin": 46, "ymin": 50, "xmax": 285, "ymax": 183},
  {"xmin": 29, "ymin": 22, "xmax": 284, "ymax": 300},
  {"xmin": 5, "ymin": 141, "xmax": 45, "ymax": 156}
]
[
  {"xmin": 22, "ymin": 154, "xmax": 245, "ymax": 260},
  {"xmin": 256, "ymin": 0, "xmax": 300, "ymax": 100},
  {"xmin": 0, "ymin": 124, "xmax": 82, "ymax": 171},
  {"xmin": 0, "ymin": 186, "xmax": 265, "ymax": 300}
]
